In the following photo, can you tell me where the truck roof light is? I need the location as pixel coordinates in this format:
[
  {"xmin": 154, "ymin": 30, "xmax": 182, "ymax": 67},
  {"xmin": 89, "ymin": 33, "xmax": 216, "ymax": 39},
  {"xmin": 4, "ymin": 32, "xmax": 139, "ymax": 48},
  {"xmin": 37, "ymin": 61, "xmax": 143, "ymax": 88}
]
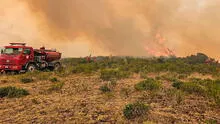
[{"xmin": 10, "ymin": 43, "xmax": 26, "ymax": 46}]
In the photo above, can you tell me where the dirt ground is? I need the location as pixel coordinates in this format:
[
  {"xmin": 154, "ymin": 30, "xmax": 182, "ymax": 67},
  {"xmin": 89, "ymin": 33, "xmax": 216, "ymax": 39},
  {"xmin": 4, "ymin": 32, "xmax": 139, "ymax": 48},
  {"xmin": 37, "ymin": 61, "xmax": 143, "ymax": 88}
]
[{"xmin": 0, "ymin": 73, "xmax": 219, "ymax": 124}]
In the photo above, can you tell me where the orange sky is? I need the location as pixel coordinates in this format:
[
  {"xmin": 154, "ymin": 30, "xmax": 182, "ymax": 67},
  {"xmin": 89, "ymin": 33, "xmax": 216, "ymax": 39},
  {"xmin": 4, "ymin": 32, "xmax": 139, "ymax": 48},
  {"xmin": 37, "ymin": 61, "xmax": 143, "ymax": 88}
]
[{"xmin": 0, "ymin": 0, "xmax": 219, "ymax": 60}]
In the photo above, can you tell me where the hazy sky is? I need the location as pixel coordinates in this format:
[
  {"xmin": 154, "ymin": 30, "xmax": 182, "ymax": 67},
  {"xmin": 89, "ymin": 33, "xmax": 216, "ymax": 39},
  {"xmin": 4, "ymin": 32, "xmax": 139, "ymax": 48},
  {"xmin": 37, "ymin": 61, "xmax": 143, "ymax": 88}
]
[{"xmin": 0, "ymin": 0, "xmax": 219, "ymax": 59}]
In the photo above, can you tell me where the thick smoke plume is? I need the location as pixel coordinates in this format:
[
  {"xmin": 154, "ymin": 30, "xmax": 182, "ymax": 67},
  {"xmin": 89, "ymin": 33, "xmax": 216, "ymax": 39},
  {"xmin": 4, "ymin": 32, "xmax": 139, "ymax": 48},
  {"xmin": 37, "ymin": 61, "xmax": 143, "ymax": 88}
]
[{"xmin": 0, "ymin": 0, "xmax": 220, "ymax": 59}]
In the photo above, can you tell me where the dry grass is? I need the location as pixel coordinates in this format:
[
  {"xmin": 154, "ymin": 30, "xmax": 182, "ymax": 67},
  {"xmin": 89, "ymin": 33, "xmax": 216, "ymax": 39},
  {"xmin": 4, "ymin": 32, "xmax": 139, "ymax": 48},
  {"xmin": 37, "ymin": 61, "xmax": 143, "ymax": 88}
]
[{"xmin": 0, "ymin": 72, "xmax": 219, "ymax": 123}]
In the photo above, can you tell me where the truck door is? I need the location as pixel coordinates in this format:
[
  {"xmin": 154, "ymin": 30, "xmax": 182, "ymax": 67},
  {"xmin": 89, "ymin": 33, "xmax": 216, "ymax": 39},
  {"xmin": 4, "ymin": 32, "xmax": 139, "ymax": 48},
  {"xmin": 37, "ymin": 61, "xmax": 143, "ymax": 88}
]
[{"xmin": 23, "ymin": 48, "xmax": 34, "ymax": 64}]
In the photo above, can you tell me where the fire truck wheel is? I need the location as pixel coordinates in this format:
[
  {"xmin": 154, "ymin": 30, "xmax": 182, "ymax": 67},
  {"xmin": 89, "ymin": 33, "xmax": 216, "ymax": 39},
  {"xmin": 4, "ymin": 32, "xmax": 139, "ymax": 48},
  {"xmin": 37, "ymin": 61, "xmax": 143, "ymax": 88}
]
[
  {"xmin": 54, "ymin": 62, "xmax": 61, "ymax": 71},
  {"xmin": 27, "ymin": 64, "xmax": 36, "ymax": 72}
]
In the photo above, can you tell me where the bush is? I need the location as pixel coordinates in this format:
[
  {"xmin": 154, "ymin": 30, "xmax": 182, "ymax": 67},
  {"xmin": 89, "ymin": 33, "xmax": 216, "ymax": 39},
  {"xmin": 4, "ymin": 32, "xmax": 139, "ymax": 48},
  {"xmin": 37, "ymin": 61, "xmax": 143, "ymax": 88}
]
[
  {"xmin": 0, "ymin": 86, "xmax": 29, "ymax": 98},
  {"xmin": 173, "ymin": 79, "xmax": 220, "ymax": 105},
  {"xmin": 123, "ymin": 102, "xmax": 150, "ymax": 119},
  {"xmin": 172, "ymin": 80, "xmax": 184, "ymax": 89},
  {"xmin": 50, "ymin": 77, "xmax": 59, "ymax": 82},
  {"xmin": 100, "ymin": 68, "xmax": 129, "ymax": 81},
  {"xmin": 186, "ymin": 53, "xmax": 209, "ymax": 64},
  {"xmin": 72, "ymin": 63, "xmax": 98, "ymax": 74},
  {"xmin": 180, "ymin": 82, "xmax": 207, "ymax": 95},
  {"xmin": 135, "ymin": 78, "xmax": 161, "ymax": 91},
  {"xmin": 20, "ymin": 78, "xmax": 34, "ymax": 83},
  {"xmin": 206, "ymin": 80, "xmax": 220, "ymax": 105},
  {"xmin": 173, "ymin": 80, "xmax": 207, "ymax": 95},
  {"xmin": 99, "ymin": 84, "xmax": 111, "ymax": 93}
]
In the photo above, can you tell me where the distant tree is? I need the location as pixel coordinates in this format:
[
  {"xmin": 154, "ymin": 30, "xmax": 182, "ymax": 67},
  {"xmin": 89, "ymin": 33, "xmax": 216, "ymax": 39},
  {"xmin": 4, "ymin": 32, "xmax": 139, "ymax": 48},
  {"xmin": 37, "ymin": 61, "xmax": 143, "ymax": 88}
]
[{"xmin": 186, "ymin": 53, "xmax": 209, "ymax": 64}]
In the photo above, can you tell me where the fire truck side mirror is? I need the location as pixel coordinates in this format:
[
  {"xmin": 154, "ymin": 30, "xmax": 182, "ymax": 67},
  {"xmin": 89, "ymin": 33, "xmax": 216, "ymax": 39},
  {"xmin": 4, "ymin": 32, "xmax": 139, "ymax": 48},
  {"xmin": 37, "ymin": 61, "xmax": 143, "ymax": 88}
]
[{"xmin": 23, "ymin": 49, "xmax": 31, "ymax": 55}]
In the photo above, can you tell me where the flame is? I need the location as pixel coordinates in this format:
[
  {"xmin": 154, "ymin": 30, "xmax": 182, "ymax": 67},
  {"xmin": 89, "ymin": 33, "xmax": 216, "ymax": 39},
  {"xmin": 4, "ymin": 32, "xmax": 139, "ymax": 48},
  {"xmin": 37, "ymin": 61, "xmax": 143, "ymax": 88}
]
[{"xmin": 145, "ymin": 32, "xmax": 175, "ymax": 57}]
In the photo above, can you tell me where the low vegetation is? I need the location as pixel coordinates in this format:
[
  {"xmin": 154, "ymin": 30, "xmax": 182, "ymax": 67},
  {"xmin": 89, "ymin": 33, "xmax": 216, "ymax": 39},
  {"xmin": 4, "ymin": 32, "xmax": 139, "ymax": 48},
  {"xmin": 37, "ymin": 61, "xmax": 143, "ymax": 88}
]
[
  {"xmin": 123, "ymin": 102, "xmax": 150, "ymax": 119},
  {"xmin": 180, "ymin": 82, "xmax": 207, "ymax": 95},
  {"xmin": 0, "ymin": 86, "xmax": 29, "ymax": 98},
  {"xmin": 172, "ymin": 79, "xmax": 220, "ymax": 105},
  {"xmin": 99, "ymin": 84, "xmax": 111, "ymax": 93},
  {"xmin": 135, "ymin": 78, "xmax": 161, "ymax": 91},
  {"xmin": 20, "ymin": 77, "xmax": 34, "ymax": 83},
  {"xmin": 166, "ymin": 89, "xmax": 185, "ymax": 104},
  {"xmin": 100, "ymin": 68, "xmax": 130, "ymax": 81},
  {"xmin": 205, "ymin": 119, "xmax": 218, "ymax": 124},
  {"xmin": 49, "ymin": 77, "xmax": 59, "ymax": 82},
  {"xmin": 0, "ymin": 53, "xmax": 219, "ymax": 123},
  {"xmin": 48, "ymin": 82, "xmax": 64, "ymax": 92}
]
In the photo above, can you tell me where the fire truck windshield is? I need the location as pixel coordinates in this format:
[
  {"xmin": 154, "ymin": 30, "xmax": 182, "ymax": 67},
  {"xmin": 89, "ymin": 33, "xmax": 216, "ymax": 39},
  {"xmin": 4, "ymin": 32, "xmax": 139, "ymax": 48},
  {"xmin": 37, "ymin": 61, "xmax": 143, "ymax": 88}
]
[{"xmin": 2, "ymin": 48, "xmax": 23, "ymax": 55}]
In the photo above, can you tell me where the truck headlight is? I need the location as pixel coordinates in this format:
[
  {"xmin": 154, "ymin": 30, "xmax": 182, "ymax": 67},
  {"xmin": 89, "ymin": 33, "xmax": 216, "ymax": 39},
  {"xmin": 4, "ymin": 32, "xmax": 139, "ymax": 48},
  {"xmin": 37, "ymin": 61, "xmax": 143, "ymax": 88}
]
[{"xmin": 12, "ymin": 66, "xmax": 18, "ymax": 69}]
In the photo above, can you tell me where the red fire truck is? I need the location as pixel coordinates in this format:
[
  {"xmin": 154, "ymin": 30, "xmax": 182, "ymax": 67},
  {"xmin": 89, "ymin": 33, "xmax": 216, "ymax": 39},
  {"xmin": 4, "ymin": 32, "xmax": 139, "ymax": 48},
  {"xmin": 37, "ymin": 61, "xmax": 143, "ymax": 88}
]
[{"xmin": 0, "ymin": 43, "xmax": 61, "ymax": 73}]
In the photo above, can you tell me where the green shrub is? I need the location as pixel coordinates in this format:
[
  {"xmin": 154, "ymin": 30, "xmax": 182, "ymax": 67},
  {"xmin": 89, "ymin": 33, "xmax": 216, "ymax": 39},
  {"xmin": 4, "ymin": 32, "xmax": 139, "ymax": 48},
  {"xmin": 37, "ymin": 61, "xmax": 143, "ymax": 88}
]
[
  {"xmin": 180, "ymin": 82, "xmax": 207, "ymax": 95},
  {"xmin": 20, "ymin": 78, "xmax": 34, "ymax": 83},
  {"xmin": 135, "ymin": 78, "xmax": 161, "ymax": 91},
  {"xmin": 99, "ymin": 84, "xmax": 111, "ymax": 93},
  {"xmin": 123, "ymin": 102, "xmax": 150, "ymax": 119},
  {"xmin": 50, "ymin": 77, "xmax": 59, "ymax": 82},
  {"xmin": 172, "ymin": 80, "xmax": 184, "ymax": 89},
  {"xmin": 0, "ymin": 86, "xmax": 29, "ymax": 98},
  {"xmin": 72, "ymin": 63, "xmax": 98, "ymax": 74},
  {"xmin": 173, "ymin": 79, "xmax": 219, "ymax": 105},
  {"xmin": 100, "ymin": 68, "xmax": 129, "ymax": 81},
  {"xmin": 206, "ymin": 80, "xmax": 220, "ymax": 105},
  {"xmin": 173, "ymin": 80, "xmax": 207, "ymax": 95}
]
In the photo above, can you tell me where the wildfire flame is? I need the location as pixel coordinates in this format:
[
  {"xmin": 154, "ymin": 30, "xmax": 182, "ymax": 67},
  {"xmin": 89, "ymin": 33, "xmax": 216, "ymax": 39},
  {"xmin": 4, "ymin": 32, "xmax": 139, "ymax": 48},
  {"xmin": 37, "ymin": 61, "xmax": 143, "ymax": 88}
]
[{"xmin": 145, "ymin": 32, "xmax": 175, "ymax": 57}]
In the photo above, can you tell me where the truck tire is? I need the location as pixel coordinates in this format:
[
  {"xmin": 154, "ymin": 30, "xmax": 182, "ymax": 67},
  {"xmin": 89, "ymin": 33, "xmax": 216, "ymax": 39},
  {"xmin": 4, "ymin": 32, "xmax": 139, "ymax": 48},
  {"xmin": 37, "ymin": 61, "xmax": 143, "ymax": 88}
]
[
  {"xmin": 54, "ymin": 62, "xmax": 61, "ymax": 71},
  {"xmin": 27, "ymin": 64, "xmax": 36, "ymax": 72}
]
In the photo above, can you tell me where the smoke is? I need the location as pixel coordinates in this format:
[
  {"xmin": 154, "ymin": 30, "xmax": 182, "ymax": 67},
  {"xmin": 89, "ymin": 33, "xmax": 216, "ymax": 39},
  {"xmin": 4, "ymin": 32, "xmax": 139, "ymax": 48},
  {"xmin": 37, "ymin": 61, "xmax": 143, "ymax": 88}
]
[
  {"xmin": 0, "ymin": 0, "xmax": 41, "ymax": 45},
  {"xmin": 0, "ymin": 0, "xmax": 220, "ymax": 59}
]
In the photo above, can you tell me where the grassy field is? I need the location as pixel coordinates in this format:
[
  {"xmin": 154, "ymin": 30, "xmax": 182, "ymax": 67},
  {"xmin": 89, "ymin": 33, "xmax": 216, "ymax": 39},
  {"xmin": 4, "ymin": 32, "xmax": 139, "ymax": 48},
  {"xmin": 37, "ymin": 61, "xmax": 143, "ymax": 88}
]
[{"xmin": 0, "ymin": 54, "xmax": 220, "ymax": 123}]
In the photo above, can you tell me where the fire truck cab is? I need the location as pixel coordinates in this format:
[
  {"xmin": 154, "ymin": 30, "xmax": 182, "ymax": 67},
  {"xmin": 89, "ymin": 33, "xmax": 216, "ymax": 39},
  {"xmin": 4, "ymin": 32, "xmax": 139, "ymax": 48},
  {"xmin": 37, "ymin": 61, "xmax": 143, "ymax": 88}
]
[{"xmin": 0, "ymin": 43, "xmax": 61, "ymax": 73}]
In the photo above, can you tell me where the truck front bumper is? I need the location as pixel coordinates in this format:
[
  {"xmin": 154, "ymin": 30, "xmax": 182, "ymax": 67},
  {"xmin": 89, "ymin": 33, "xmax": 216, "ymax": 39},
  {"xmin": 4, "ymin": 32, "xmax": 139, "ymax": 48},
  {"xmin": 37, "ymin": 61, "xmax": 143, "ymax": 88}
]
[{"xmin": 0, "ymin": 65, "xmax": 22, "ymax": 71}]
